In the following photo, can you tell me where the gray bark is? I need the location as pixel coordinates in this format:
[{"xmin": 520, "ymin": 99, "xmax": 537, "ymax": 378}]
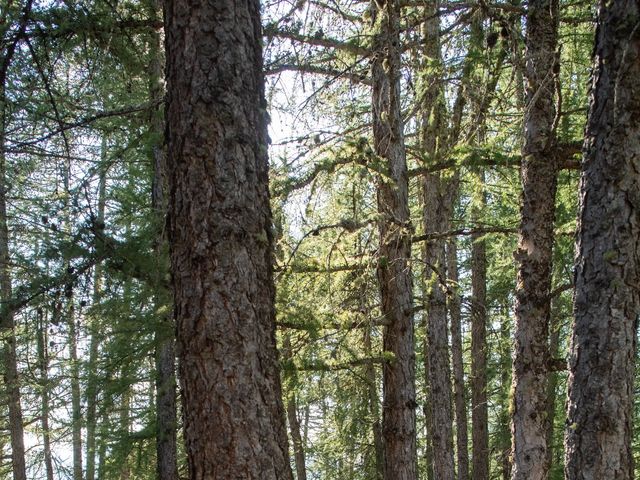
[
  {"xmin": 370, "ymin": 1, "xmax": 417, "ymax": 478},
  {"xmin": 164, "ymin": 0, "xmax": 293, "ymax": 478},
  {"xmin": 564, "ymin": 1, "xmax": 640, "ymax": 478},
  {"xmin": 510, "ymin": 0, "xmax": 559, "ymax": 478}
]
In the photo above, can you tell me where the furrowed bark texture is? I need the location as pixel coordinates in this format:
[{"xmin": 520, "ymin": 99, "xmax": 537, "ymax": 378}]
[
  {"xmin": 164, "ymin": 1, "xmax": 293, "ymax": 479},
  {"xmin": 564, "ymin": 2, "xmax": 640, "ymax": 478},
  {"xmin": 371, "ymin": 1, "xmax": 417, "ymax": 478},
  {"xmin": 510, "ymin": 0, "xmax": 559, "ymax": 478},
  {"xmin": 447, "ymin": 238, "xmax": 469, "ymax": 480},
  {"xmin": 420, "ymin": 2, "xmax": 455, "ymax": 478}
]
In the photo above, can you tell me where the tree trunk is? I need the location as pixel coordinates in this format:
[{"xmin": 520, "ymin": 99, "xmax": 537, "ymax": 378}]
[
  {"xmin": 36, "ymin": 307, "xmax": 54, "ymax": 480},
  {"xmin": 419, "ymin": 2, "xmax": 455, "ymax": 478},
  {"xmin": 370, "ymin": 1, "xmax": 417, "ymax": 479},
  {"xmin": 85, "ymin": 140, "xmax": 107, "ymax": 480},
  {"xmin": 119, "ymin": 387, "xmax": 131, "ymax": 480},
  {"xmin": 564, "ymin": 2, "xmax": 640, "ymax": 478},
  {"xmin": 510, "ymin": 0, "xmax": 559, "ymax": 478},
  {"xmin": 544, "ymin": 306, "xmax": 561, "ymax": 473},
  {"xmin": 147, "ymin": 1, "xmax": 178, "ymax": 478},
  {"xmin": 364, "ymin": 325, "xmax": 384, "ymax": 480},
  {"xmin": 164, "ymin": 0, "xmax": 293, "ymax": 478},
  {"xmin": 470, "ymin": 188, "xmax": 489, "ymax": 480},
  {"xmin": 447, "ymin": 238, "xmax": 469, "ymax": 480},
  {"xmin": 283, "ymin": 335, "xmax": 307, "ymax": 480},
  {"xmin": 0, "ymin": 60, "xmax": 27, "ymax": 480}
]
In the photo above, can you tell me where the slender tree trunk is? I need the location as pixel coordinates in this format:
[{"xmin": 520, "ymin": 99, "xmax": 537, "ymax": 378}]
[
  {"xmin": 147, "ymin": 2, "xmax": 178, "ymax": 479},
  {"xmin": 364, "ymin": 325, "xmax": 384, "ymax": 480},
  {"xmin": 119, "ymin": 388, "xmax": 131, "ymax": 480},
  {"xmin": 564, "ymin": 2, "xmax": 640, "ymax": 478},
  {"xmin": 419, "ymin": 2, "xmax": 455, "ymax": 478},
  {"xmin": 283, "ymin": 335, "xmax": 307, "ymax": 480},
  {"xmin": 510, "ymin": 0, "xmax": 559, "ymax": 478},
  {"xmin": 61, "ymin": 149, "xmax": 83, "ymax": 480},
  {"xmin": 370, "ymin": 1, "xmax": 417, "ymax": 479},
  {"xmin": 85, "ymin": 141, "xmax": 107, "ymax": 480},
  {"xmin": 470, "ymin": 185, "xmax": 489, "ymax": 480},
  {"xmin": 36, "ymin": 307, "xmax": 54, "ymax": 480},
  {"xmin": 164, "ymin": 0, "xmax": 293, "ymax": 478},
  {"xmin": 499, "ymin": 313, "xmax": 512, "ymax": 480},
  {"xmin": 447, "ymin": 238, "xmax": 469, "ymax": 480},
  {"xmin": 0, "ymin": 65, "xmax": 27, "ymax": 480}
]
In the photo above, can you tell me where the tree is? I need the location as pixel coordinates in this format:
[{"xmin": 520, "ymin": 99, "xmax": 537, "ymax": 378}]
[
  {"xmin": 164, "ymin": 0, "xmax": 293, "ymax": 478},
  {"xmin": 0, "ymin": 3, "xmax": 32, "ymax": 479},
  {"xmin": 564, "ymin": 1, "xmax": 640, "ymax": 478},
  {"xmin": 510, "ymin": 0, "xmax": 559, "ymax": 477},
  {"xmin": 370, "ymin": 0, "xmax": 418, "ymax": 478}
]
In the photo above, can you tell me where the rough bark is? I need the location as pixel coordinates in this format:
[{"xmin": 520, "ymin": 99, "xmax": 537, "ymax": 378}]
[
  {"xmin": 419, "ymin": 1, "xmax": 455, "ymax": 478},
  {"xmin": 370, "ymin": 1, "xmax": 417, "ymax": 479},
  {"xmin": 543, "ymin": 307, "xmax": 561, "ymax": 473},
  {"xmin": 564, "ymin": 2, "xmax": 640, "ymax": 478},
  {"xmin": 164, "ymin": 0, "xmax": 293, "ymax": 478},
  {"xmin": 510, "ymin": 0, "xmax": 559, "ymax": 478},
  {"xmin": 447, "ymin": 238, "xmax": 469, "ymax": 480}
]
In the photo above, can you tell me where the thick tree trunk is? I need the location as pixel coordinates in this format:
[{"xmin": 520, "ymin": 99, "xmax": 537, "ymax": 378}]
[
  {"xmin": 447, "ymin": 238, "xmax": 469, "ymax": 480},
  {"xmin": 370, "ymin": 1, "xmax": 417, "ymax": 479},
  {"xmin": 470, "ymin": 193, "xmax": 489, "ymax": 480},
  {"xmin": 164, "ymin": 1, "xmax": 293, "ymax": 478},
  {"xmin": 564, "ymin": 2, "xmax": 640, "ymax": 478},
  {"xmin": 510, "ymin": 0, "xmax": 559, "ymax": 478}
]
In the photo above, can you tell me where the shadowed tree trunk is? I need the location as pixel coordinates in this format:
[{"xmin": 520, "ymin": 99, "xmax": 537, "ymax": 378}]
[
  {"xmin": 0, "ymin": 4, "xmax": 32, "ymax": 480},
  {"xmin": 564, "ymin": 1, "xmax": 640, "ymax": 478},
  {"xmin": 36, "ymin": 307, "xmax": 54, "ymax": 480},
  {"xmin": 85, "ymin": 142, "xmax": 106, "ymax": 480},
  {"xmin": 470, "ymin": 184, "xmax": 488, "ymax": 480},
  {"xmin": 147, "ymin": 1, "xmax": 178, "ymax": 478},
  {"xmin": 447, "ymin": 237, "xmax": 469, "ymax": 480},
  {"xmin": 370, "ymin": 0, "xmax": 417, "ymax": 479},
  {"xmin": 510, "ymin": 0, "xmax": 559, "ymax": 478},
  {"xmin": 164, "ymin": 0, "xmax": 293, "ymax": 478}
]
